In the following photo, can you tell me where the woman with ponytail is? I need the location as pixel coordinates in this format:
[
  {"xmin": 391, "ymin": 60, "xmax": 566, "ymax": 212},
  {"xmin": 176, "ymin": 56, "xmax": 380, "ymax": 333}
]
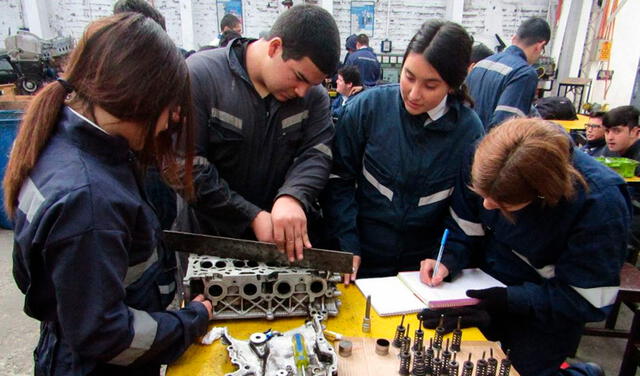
[
  {"xmin": 323, "ymin": 20, "xmax": 484, "ymax": 281},
  {"xmin": 4, "ymin": 13, "xmax": 212, "ymax": 375}
]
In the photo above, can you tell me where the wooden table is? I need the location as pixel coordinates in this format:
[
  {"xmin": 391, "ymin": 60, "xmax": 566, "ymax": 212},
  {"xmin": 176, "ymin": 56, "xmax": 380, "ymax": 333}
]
[{"xmin": 167, "ymin": 284, "xmax": 487, "ymax": 375}]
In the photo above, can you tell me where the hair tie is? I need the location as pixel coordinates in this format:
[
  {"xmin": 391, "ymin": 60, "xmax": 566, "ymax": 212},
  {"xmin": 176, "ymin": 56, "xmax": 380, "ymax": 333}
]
[{"xmin": 56, "ymin": 78, "xmax": 74, "ymax": 94}]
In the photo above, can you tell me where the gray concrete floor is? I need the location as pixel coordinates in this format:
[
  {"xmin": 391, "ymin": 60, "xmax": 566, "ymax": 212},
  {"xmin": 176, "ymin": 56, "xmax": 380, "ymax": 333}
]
[{"xmin": 0, "ymin": 228, "xmax": 636, "ymax": 375}]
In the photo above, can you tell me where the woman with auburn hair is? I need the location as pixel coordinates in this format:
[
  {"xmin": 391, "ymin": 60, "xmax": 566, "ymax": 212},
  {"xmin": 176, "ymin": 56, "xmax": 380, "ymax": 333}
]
[
  {"xmin": 3, "ymin": 13, "xmax": 212, "ymax": 375},
  {"xmin": 420, "ymin": 118, "xmax": 630, "ymax": 376}
]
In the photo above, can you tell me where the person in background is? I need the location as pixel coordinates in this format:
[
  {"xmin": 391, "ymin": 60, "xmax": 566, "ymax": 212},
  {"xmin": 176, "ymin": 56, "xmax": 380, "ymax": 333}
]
[
  {"xmin": 323, "ymin": 20, "xmax": 484, "ymax": 283},
  {"xmin": 580, "ymin": 111, "xmax": 607, "ymax": 157},
  {"xmin": 3, "ymin": 13, "xmax": 212, "ymax": 376},
  {"xmin": 420, "ymin": 118, "xmax": 628, "ymax": 376},
  {"xmin": 331, "ymin": 65, "xmax": 364, "ymax": 119},
  {"xmin": 113, "ymin": 0, "xmax": 166, "ymax": 29},
  {"xmin": 467, "ymin": 43, "xmax": 494, "ymax": 73},
  {"xmin": 344, "ymin": 33, "xmax": 381, "ymax": 87},
  {"xmin": 179, "ymin": 5, "xmax": 340, "ymax": 262},
  {"xmin": 209, "ymin": 13, "xmax": 242, "ymax": 48},
  {"xmin": 603, "ymin": 105, "xmax": 640, "ymax": 164},
  {"xmin": 344, "ymin": 34, "xmax": 358, "ymax": 65},
  {"xmin": 467, "ymin": 17, "xmax": 550, "ymax": 129}
]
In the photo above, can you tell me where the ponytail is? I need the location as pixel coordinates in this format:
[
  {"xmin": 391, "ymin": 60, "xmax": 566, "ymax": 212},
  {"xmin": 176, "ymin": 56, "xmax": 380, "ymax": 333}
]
[
  {"xmin": 3, "ymin": 81, "xmax": 68, "ymax": 218},
  {"xmin": 451, "ymin": 83, "xmax": 474, "ymax": 108}
]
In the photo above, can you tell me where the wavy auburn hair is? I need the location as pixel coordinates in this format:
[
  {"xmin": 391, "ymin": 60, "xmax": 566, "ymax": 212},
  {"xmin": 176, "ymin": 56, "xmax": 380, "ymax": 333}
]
[
  {"xmin": 471, "ymin": 118, "xmax": 587, "ymax": 208},
  {"xmin": 3, "ymin": 13, "xmax": 194, "ymax": 217}
]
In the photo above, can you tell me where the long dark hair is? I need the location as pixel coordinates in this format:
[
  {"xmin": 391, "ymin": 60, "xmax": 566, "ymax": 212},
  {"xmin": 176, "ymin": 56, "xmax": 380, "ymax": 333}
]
[
  {"xmin": 3, "ymin": 13, "xmax": 194, "ymax": 217},
  {"xmin": 403, "ymin": 20, "xmax": 474, "ymax": 106}
]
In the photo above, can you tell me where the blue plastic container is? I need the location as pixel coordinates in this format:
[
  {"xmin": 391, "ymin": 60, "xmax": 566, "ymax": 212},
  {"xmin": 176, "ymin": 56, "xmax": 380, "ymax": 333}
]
[{"xmin": 0, "ymin": 110, "xmax": 23, "ymax": 229}]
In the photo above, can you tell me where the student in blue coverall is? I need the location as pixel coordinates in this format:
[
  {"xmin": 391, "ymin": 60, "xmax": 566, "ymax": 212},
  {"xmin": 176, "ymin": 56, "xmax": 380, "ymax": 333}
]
[
  {"xmin": 344, "ymin": 33, "xmax": 381, "ymax": 87},
  {"xmin": 420, "ymin": 119, "xmax": 629, "ymax": 376},
  {"xmin": 466, "ymin": 17, "xmax": 550, "ymax": 130},
  {"xmin": 323, "ymin": 20, "xmax": 484, "ymax": 283},
  {"xmin": 3, "ymin": 14, "xmax": 212, "ymax": 375}
]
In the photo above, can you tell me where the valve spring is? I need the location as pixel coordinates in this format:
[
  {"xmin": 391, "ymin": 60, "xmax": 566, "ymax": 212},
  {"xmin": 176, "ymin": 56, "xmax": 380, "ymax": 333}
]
[
  {"xmin": 475, "ymin": 359, "xmax": 488, "ymax": 376},
  {"xmin": 487, "ymin": 358, "xmax": 498, "ymax": 376},
  {"xmin": 401, "ymin": 335, "xmax": 412, "ymax": 354},
  {"xmin": 448, "ymin": 360, "xmax": 460, "ymax": 376},
  {"xmin": 433, "ymin": 328, "xmax": 444, "ymax": 350},
  {"xmin": 399, "ymin": 351, "xmax": 411, "ymax": 376},
  {"xmin": 411, "ymin": 351, "xmax": 427, "ymax": 376},
  {"xmin": 425, "ymin": 343, "xmax": 435, "ymax": 373},
  {"xmin": 498, "ymin": 359, "xmax": 511, "ymax": 376},
  {"xmin": 451, "ymin": 328, "xmax": 462, "ymax": 352},
  {"xmin": 413, "ymin": 329, "xmax": 424, "ymax": 352},
  {"xmin": 393, "ymin": 326, "xmax": 406, "ymax": 348},
  {"xmin": 432, "ymin": 357, "xmax": 444, "ymax": 376},
  {"xmin": 442, "ymin": 349, "xmax": 452, "ymax": 366},
  {"xmin": 462, "ymin": 354, "xmax": 474, "ymax": 376}
]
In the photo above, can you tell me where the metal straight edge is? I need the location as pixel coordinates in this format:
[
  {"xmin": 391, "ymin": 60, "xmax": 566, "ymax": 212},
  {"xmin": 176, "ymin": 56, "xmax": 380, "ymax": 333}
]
[{"xmin": 163, "ymin": 230, "xmax": 354, "ymax": 273}]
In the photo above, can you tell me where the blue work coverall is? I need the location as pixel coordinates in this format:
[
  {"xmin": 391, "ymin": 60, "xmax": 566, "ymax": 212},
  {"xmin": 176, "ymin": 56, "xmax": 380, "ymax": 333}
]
[
  {"xmin": 466, "ymin": 45, "xmax": 539, "ymax": 129},
  {"xmin": 440, "ymin": 148, "xmax": 631, "ymax": 376},
  {"xmin": 345, "ymin": 47, "xmax": 381, "ymax": 87},
  {"xmin": 323, "ymin": 85, "xmax": 484, "ymax": 277},
  {"xmin": 12, "ymin": 107, "xmax": 210, "ymax": 375}
]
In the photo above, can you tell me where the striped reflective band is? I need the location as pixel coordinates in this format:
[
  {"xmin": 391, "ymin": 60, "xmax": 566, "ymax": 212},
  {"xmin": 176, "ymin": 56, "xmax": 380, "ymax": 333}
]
[
  {"xmin": 357, "ymin": 56, "xmax": 378, "ymax": 63},
  {"xmin": 211, "ymin": 108, "xmax": 242, "ymax": 130},
  {"xmin": 282, "ymin": 110, "xmax": 309, "ymax": 130},
  {"xmin": 495, "ymin": 105, "xmax": 526, "ymax": 117},
  {"xmin": 362, "ymin": 166, "xmax": 393, "ymax": 201},
  {"xmin": 418, "ymin": 187, "xmax": 453, "ymax": 206},
  {"xmin": 475, "ymin": 60, "xmax": 514, "ymax": 76},
  {"xmin": 123, "ymin": 248, "xmax": 158, "ymax": 287},
  {"xmin": 449, "ymin": 207, "xmax": 484, "ymax": 236},
  {"xmin": 313, "ymin": 143, "xmax": 332, "ymax": 158},
  {"xmin": 18, "ymin": 177, "xmax": 45, "ymax": 223},
  {"xmin": 159, "ymin": 281, "xmax": 176, "ymax": 295},
  {"xmin": 512, "ymin": 250, "xmax": 556, "ymax": 279},
  {"xmin": 108, "ymin": 308, "xmax": 158, "ymax": 366}
]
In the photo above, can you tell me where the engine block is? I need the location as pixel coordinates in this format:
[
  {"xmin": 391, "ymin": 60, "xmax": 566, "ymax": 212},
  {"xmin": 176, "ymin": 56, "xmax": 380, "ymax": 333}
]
[{"xmin": 183, "ymin": 255, "xmax": 342, "ymax": 320}]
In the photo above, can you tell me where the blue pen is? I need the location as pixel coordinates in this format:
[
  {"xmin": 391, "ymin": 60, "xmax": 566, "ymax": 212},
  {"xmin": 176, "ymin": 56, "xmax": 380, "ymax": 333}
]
[{"xmin": 431, "ymin": 228, "xmax": 450, "ymax": 283}]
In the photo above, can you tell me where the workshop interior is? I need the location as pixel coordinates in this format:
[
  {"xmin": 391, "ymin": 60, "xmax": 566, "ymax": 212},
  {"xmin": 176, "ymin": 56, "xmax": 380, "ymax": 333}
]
[{"xmin": 1, "ymin": 1, "xmax": 640, "ymax": 376}]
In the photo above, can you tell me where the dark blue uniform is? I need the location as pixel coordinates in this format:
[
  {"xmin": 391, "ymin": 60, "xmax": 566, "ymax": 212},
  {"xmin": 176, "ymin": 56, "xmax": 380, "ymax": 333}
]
[
  {"xmin": 441, "ymin": 149, "xmax": 630, "ymax": 376},
  {"xmin": 324, "ymin": 85, "xmax": 484, "ymax": 277},
  {"xmin": 345, "ymin": 47, "xmax": 381, "ymax": 87},
  {"xmin": 466, "ymin": 45, "xmax": 538, "ymax": 129},
  {"xmin": 12, "ymin": 107, "xmax": 209, "ymax": 375}
]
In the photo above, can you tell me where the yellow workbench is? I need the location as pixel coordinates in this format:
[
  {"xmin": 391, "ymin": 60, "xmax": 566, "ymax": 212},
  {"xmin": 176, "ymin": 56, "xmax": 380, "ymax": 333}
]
[
  {"xmin": 167, "ymin": 284, "xmax": 485, "ymax": 375},
  {"xmin": 552, "ymin": 114, "xmax": 588, "ymax": 132}
]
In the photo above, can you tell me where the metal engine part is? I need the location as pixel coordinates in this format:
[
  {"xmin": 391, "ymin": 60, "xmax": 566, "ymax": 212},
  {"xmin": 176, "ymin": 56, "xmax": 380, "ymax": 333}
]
[
  {"xmin": 183, "ymin": 255, "xmax": 342, "ymax": 320},
  {"xmin": 223, "ymin": 314, "xmax": 338, "ymax": 376}
]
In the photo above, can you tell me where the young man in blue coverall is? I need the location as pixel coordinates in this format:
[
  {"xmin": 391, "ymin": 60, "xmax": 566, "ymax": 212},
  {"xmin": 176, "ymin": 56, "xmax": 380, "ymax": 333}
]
[{"xmin": 344, "ymin": 33, "xmax": 381, "ymax": 87}]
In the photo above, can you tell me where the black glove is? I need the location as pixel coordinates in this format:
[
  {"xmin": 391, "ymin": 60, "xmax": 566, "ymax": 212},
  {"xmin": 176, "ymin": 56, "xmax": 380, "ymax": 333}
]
[
  {"xmin": 466, "ymin": 287, "xmax": 508, "ymax": 314},
  {"xmin": 418, "ymin": 306, "xmax": 491, "ymax": 334}
]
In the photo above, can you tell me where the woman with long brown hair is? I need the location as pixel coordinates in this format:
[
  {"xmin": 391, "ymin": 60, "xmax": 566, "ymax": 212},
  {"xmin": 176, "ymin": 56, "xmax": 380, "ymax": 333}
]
[
  {"xmin": 420, "ymin": 118, "xmax": 630, "ymax": 376},
  {"xmin": 3, "ymin": 13, "xmax": 212, "ymax": 375}
]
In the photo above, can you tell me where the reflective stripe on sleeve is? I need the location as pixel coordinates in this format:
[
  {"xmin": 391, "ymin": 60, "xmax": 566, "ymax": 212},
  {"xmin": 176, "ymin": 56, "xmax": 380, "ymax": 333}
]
[
  {"xmin": 418, "ymin": 187, "xmax": 453, "ymax": 206},
  {"xmin": 570, "ymin": 285, "xmax": 619, "ymax": 309},
  {"xmin": 282, "ymin": 110, "xmax": 309, "ymax": 130},
  {"xmin": 449, "ymin": 207, "xmax": 484, "ymax": 236},
  {"xmin": 158, "ymin": 281, "xmax": 176, "ymax": 295},
  {"xmin": 495, "ymin": 105, "xmax": 526, "ymax": 117},
  {"xmin": 313, "ymin": 143, "xmax": 333, "ymax": 158},
  {"xmin": 475, "ymin": 60, "xmax": 513, "ymax": 76},
  {"xmin": 362, "ymin": 166, "xmax": 393, "ymax": 201},
  {"xmin": 123, "ymin": 248, "xmax": 158, "ymax": 287},
  {"xmin": 18, "ymin": 178, "xmax": 45, "ymax": 223},
  {"xmin": 108, "ymin": 308, "xmax": 158, "ymax": 366},
  {"xmin": 211, "ymin": 108, "xmax": 242, "ymax": 130},
  {"xmin": 512, "ymin": 250, "xmax": 556, "ymax": 279}
]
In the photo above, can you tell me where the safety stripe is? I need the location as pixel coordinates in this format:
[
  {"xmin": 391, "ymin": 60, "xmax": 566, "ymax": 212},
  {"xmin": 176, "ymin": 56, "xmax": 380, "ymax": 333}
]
[
  {"xmin": 495, "ymin": 105, "xmax": 526, "ymax": 117},
  {"xmin": 512, "ymin": 250, "xmax": 556, "ymax": 279},
  {"xmin": 511, "ymin": 250, "xmax": 620, "ymax": 308},
  {"xmin": 123, "ymin": 248, "xmax": 158, "ymax": 287},
  {"xmin": 158, "ymin": 281, "xmax": 176, "ymax": 295},
  {"xmin": 17, "ymin": 178, "xmax": 45, "ymax": 223},
  {"xmin": 362, "ymin": 166, "xmax": 393, "ymax": 201},
  {"xmin": 475, "ymin": 60, "xmax": 514, "ymax": 76},
  {"xmin": 211, "ymin": 108, "xmax": 242, "ymax": 130},
  {"xmin": 570, "ymin": 285, "xmax": 619, "ymax": 309},
  {"xmin": 193, "ymin": 156, "xmax": 211, "ymax": 167},
  {"xmin": 449, "ymin": 207, "xmax": 484, "ymax": 236},
  {"xmin": 418, "ymin": 187, "xmax": 453, "ymax": 206},
  {"xmin": 108, "ymin": 308, "xmax": 158, "ymax": 366},
  {"xmin": 329, "ymin": 174, "xmax": 342, "ymax": 179},
  {"xmin": 313, "ymin": 143, "xmax": 332, "ymax": 158},
  {"xmin": 357, "ymin": 56, "xmax": 378, "ymax": 63},
  {"xmin": 282, "ymin": 110, "xmax": 309, "ymax": 130}
]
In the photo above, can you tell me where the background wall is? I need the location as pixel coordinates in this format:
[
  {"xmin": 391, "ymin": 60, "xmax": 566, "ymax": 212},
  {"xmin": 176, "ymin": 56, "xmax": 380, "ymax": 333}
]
[{"xmin": 0, "ymin": 0, "xmax": 552, "ymax": 53}]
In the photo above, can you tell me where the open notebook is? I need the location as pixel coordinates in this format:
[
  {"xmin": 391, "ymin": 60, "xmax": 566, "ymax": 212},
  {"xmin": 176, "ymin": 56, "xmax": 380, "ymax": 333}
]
[{"xmin": 355, "ymin": 268, "xmax": 505, "ymax": 316}]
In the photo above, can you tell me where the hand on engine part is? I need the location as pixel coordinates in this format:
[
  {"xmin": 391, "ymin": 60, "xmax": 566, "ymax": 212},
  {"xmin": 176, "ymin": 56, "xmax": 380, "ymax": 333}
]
[
  {"xmin": 251, "ymin": 211, "xmax": 274, "ymax": 243},
  {"xmin": 420, "ymin": 258, "xmax": 449, "ymax": 286},
  {"xmin": 192, "ymin": 294, "xmax": 213, "ymax": 320},
  {"xmin": 271, "ymin": 195, "xmax": 311, "ymax": 262},
  {"xmin": 343, "ymin": 255, "xmax": 361, "ymax": 285}
]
